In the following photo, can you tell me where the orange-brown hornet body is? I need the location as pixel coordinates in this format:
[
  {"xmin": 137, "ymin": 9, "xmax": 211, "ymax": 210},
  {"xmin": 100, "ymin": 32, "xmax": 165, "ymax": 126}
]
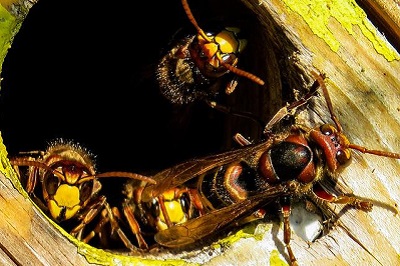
[
  {"xmin": 9, "ymin": 139, "xmax": 155, "ymax": 245},
  {"xmin": 98, "ymin": 74, "xmax": 400, "ymax": 266},
  {"xmin": 156, "ymin": 0, "xmax": 264, "ymax": 105}
]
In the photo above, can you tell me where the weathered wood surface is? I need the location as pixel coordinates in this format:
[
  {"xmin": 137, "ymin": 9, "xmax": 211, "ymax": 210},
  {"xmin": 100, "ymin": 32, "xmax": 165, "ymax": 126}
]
[
  {"xmin": 0, "ymin": 0, "xmax": 399, "ymax": 266},
  {"xmin": 0, "ymin": 170, "xmax": 99, "ymax": 266},
  {"xmin": 230, "ymin": 0, "xmax": 400, "ymax": 265}
]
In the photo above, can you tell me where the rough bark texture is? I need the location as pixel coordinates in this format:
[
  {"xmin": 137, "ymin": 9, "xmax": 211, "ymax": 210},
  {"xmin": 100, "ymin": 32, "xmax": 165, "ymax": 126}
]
[{"xmin": 0, "ymin": 0, "xmax": 399, "ymax": 265}]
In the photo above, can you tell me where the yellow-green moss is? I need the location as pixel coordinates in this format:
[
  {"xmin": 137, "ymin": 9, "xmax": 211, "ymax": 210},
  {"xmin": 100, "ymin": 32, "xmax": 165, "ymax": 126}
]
[
  {"xmin": 0, "ymin": 4, "xmax": 17, "ymax": 77},
  {"xmin": 211, "ymin": 222, "xmax": 265, "ymax": 249},
  {"xmin": 270, "ymin": 250, "xmax": 289, "ymax": 266},
  {"xmin": 0, "ymin": 133, "xmax": 25, "ymax": 193},
  {"xmin": 283, "ymin": 0, "xmax": 400, "ymax": 61},
  {"xmin": 76, "ymin": 242, "xmax": 199, "ymax": 266}
]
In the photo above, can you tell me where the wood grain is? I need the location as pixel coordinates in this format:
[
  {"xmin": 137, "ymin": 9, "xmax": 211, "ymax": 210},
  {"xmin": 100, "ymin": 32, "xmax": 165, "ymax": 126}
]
[
  {"xmin": 225, "ymin": 0, "xmax": 400, "ymax": 265},
  {"xmin": 0, "ymin": 171, "xmax": 98, "ymax": 266}
]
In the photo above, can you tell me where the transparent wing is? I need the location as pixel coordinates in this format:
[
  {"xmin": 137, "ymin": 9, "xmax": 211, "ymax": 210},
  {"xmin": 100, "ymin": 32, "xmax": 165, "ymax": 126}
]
[
  {"xmin": 154, "ymin": 184, "xmax": 286, "ymax": 247},
  {"xmin": 141, "ymin": 139, "xmax": 273, "ymax": 202}
]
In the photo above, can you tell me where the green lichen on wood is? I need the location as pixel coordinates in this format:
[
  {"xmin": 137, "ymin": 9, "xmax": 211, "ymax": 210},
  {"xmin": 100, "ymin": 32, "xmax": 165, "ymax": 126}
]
[
  {"xmin": 270, "ymin": 250, "xmax": 289, "ymax": 266},
  {"xmin": 283, "ymin": 0, "xmax": 400, "ymax": 61},
  {"xmin": 0, "ymin": 0, "xmax": 36, "ymax": 84},
  {"xmin": 0, "ymin": 132, "xmax": 25, "ymax": 193},
  {"xmin": 76, "ymin": 241, "xmax": 199, "ymax": 266},
  {"xmin": 0, "ymin": 4, "xmax": 17, "ymax": 73},
  {"xmin": 211, "ymin": 222, "xmax": 267, "ymax": 250},
  {"xmin": 78, "ymin": 222, "xmax": 268, "ymax": 265}
]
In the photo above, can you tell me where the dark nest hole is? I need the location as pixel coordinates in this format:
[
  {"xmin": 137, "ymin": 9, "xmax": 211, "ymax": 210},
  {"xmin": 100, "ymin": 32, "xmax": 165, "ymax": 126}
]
[{"xmin": 0, "ymin": 0, "xmax": 309, "ymax": 254}]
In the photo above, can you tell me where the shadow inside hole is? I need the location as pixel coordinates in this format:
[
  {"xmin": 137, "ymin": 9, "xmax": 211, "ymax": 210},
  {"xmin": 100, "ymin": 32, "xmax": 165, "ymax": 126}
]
[{"xmin": 0, "ymin": 0, "xmax": 278, "ymax": 203}]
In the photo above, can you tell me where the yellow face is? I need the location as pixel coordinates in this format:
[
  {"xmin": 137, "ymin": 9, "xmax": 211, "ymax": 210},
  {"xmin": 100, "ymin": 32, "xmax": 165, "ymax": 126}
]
[
  {"xmin": 41, "ymin": 144, "xmax": 96, "ymax": 222},
  {"xmin": 155, "ymin": 189, "xmax": 189, "ymax": 231},
  {"xmin": 197, "ymin": 28, "xmax": 246, "ymax": 68},
  {"xmin": 215, "ymin": 30, "xmax": 240, "ymax": 54},
  {"xmin": 48, "ymin": 184, "xmax": 82, "ymax": 220}
]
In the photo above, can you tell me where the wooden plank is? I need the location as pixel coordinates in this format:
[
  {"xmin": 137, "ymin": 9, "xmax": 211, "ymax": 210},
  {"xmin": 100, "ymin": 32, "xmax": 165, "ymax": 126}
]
[
  {"xmin": 224, "ymin": 0, "xmax": 400, "ymax": 265},
  {"xmin": 0, "ymin": 171, "xmax": 97, "ymax": 265}
]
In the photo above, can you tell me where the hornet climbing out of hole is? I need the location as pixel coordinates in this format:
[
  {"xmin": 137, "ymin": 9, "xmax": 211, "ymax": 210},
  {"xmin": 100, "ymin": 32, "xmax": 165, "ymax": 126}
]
[
  {"xmin": 156, "ymin": 0, "xmax": 265, "ymax": 106},
  {"xmin": 79, "ymin": 73, "xmax": 400, "ymax": 265}
]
